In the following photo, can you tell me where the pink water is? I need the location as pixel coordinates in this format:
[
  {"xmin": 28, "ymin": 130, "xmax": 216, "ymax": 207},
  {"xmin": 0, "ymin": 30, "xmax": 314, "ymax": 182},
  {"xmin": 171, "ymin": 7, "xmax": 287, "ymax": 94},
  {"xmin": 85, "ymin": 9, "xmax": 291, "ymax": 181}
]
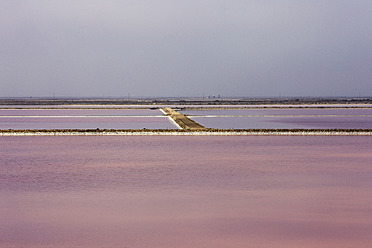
[
  {"xmin": 184, "ymin": 108, "xmax": 372, "ymax": 129},
  {"xmin": 1, "ymin": 136, "xmax": 372, "ymax": 247},
  {"xmin": 0, "ymin": 109, "xmax": 177, "ymax": 130},
  {"xmin": 192, "ymin": 116, "xmax": 372, "ymax": 129},
  {"xmin": 181, "ymin": 108, "xmax": 372, "ymax": 116},
  {"xmin": 0, "ymin": 116, "xmax": 175, "ymax": 130},
  {"xmin": 0, "ymin": 109, "xmax": 162, "ymax": 116}
]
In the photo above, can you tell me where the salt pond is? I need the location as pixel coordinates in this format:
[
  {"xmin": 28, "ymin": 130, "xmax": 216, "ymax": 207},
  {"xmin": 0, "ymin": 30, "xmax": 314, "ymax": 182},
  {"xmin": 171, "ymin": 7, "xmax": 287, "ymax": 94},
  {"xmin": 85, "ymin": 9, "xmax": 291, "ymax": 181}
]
[
  {"xmin": 182, "ymin": 108, "xmax": 372, "ymax": 129},
  {"xmin": 0, "ymin": 109, "xmax": 177, "ymax": 130},
  {"xmin": 1, "ymin": 136, "xmax": 372, "ymax": 248},
  {"xmin": 0, "ymin": 108, "xmax": 162, "ymax": 116},
  {"xmin": 0, "ymin": 116, "xmax": 176, "ymax": 130},
  {"xmin": 191, "ymin": 116, "xmax": 372, "ymax": 129},
  {"xmin": 180, "ymin": 108, "xmax": 372, "ymax": 116},
  {"xmin": 1, "ymin": 106, "xmax": 372, "ymax": 130}
]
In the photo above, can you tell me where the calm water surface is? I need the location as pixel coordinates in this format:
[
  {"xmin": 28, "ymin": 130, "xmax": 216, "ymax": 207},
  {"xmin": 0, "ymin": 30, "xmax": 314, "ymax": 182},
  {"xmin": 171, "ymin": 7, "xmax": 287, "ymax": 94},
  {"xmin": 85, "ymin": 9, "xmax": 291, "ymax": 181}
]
[
  {"xmin": 192, "ymin": 116, "xmax": 372, "ymax": 129},
  {"xmin": 184, "ymin": 108, "xmax": 372, "ymax": 129},
  {"xmin": 2, "ymin": 107, "xmax": 372, "ymax": 130},
  {"xmin": 0, "ymin": 109, "xmax": 162, "ymax": 116},
  {"xmin": 0, "ymin": 109, "xmax": 177, "ymax": 130},
  {"xmin": 1, "ymin": 136, "xmax": 372, "ymax": 248},
  {"xmin": 181, "ymin": 108, "xmax": 372, "ymax": 116},
  {"xmin": 0, "ymin": 117, "xmax": 175, "ymax": 130}
]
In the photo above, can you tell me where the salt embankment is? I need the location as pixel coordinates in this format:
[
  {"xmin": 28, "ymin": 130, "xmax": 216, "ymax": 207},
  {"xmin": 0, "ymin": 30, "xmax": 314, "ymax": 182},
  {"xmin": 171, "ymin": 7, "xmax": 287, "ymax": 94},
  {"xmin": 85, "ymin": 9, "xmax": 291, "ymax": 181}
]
[{"xmin": 1, "ymin": 130, "xmax": 372, "ymax": 136}]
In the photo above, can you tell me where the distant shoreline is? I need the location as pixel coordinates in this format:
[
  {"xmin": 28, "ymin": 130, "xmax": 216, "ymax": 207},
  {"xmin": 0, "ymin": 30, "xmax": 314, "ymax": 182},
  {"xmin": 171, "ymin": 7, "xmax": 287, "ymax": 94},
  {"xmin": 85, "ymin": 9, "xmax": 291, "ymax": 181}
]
[
  {"xmin": 1, "ymin": 106, "xmax": 372, "ymax": 110},
  {"xmin": 1, "ymin": 97, "xmax": 372, "ymax": 106}
]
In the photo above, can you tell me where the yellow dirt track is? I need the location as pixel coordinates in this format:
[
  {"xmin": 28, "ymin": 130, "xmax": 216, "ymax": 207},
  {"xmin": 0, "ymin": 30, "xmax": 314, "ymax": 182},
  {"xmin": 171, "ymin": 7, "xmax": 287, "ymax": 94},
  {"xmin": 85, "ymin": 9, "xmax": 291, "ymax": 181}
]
[{"xmin": 161, "ymin": 108, "xmax": 206, "ymax": 130}]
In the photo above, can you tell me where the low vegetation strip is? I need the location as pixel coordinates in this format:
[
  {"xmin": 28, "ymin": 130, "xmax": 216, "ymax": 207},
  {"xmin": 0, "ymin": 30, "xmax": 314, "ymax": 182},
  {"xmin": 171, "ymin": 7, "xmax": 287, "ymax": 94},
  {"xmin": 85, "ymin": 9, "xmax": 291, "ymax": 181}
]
[
  {"xmin": 161, "ymin": 108, "xmax": 206, "ymax": 130},
  {"xmin": 1, "ymin": 98, "xmax": 372, "ymax": 106},
  {"xmin": 1, "ymin": 129, "xmax": 372, "ymax": 136}
]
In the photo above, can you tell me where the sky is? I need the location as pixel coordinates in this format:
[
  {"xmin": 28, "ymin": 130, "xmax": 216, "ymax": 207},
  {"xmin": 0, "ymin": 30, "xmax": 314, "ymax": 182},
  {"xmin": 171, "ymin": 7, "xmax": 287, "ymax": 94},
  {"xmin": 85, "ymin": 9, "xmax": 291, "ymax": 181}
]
[{"xmin": 1, "ymin": 0, "xmax": 372, "ymax": 98}]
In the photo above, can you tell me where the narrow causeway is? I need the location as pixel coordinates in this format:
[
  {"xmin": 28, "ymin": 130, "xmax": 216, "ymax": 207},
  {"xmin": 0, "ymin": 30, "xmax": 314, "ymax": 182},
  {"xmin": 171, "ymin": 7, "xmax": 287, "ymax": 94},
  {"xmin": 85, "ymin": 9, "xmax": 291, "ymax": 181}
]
[{"xmin": 161, "ymin": 107, "xmax": 206, "ymax": 130}]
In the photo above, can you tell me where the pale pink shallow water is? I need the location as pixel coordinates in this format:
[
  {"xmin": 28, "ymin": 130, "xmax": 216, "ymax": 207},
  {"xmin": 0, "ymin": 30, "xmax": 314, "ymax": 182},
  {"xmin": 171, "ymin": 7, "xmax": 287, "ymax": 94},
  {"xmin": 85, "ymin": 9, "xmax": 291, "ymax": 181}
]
[
  {"xmin": 0, "ymin": 109, "xmax": 162, "ymax": 116},
  {"xmin": 0, "ymin": 116, "xmax": 176, "ymax": 130},
  {"xmin": 1, "ymin": 136, "xmax": 372, "ymax": 248},
  {"xmin": 191, "ymin": 116, "xmax": 372, "ymax": 129},
  {"xmin": 0, "ymin": 109, "xmax": 176, "ymax": 130}
]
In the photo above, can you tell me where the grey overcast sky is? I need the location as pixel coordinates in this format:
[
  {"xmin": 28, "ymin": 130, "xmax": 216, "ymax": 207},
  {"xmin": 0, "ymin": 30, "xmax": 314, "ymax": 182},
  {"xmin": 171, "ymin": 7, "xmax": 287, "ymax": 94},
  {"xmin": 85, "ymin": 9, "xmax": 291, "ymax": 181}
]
[{"xmin": 1, "ymin": 0, "xmax": 372, "ymax": 98}]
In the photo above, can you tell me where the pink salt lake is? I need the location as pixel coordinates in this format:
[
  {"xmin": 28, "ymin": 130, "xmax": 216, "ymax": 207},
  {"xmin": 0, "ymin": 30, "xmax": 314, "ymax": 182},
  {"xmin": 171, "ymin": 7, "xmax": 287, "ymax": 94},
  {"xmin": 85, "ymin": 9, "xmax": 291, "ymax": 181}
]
[
  {"xmin": 1, "ymin": 136, "xmax": 372, "ymax": 248},
  {"xmin": 0, "ymin": 109, "xmax": 176, "ymax": 130}
]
